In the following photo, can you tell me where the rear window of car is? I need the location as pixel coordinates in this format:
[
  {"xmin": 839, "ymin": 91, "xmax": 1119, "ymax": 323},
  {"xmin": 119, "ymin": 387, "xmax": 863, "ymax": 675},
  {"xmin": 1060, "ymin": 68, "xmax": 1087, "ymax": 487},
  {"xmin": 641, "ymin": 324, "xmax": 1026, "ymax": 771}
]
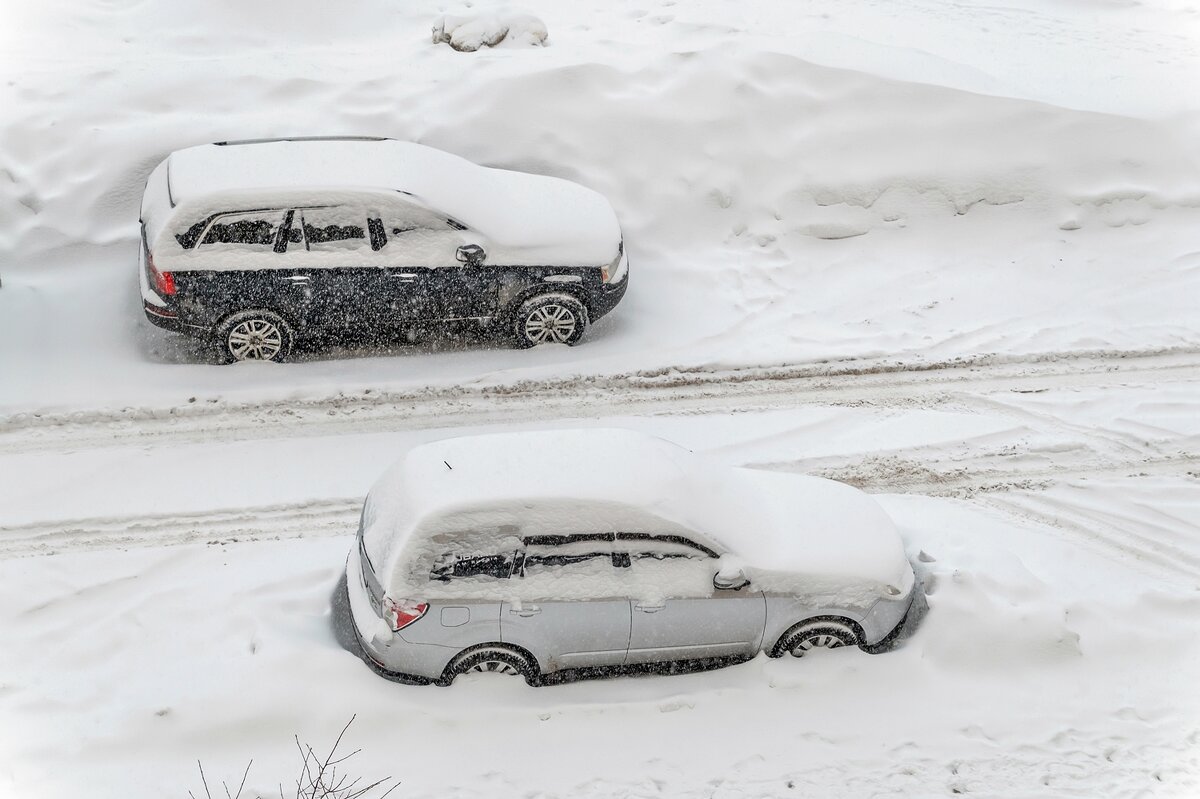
[
  {"xmin": 430, "ymin": 551, "xmax": 516, "ymax": 581},
  {"xmin": 200, "ymin": 210, "xmax": 286, "ymax": 248}
]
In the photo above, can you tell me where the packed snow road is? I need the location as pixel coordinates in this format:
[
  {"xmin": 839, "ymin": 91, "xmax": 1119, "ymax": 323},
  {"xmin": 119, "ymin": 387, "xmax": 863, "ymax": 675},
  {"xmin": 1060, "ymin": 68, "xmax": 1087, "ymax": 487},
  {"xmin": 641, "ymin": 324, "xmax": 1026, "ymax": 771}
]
[
  {"xmin": 2, "ymin": 357, "xmax": 1198, "ymax": 572},
  {"xmin": 2, "ymin": 348, "xmax": 1196, "ymax": 452}
]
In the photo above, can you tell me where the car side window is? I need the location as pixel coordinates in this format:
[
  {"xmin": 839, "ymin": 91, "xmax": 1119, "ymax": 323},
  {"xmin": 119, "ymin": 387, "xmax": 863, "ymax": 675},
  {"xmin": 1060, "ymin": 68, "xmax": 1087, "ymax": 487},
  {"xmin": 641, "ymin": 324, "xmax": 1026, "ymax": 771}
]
[
  {"xmin": 619, "ymin": 534, "xmax": 720, "ymax": 599},
  {"xmin": 385, "ymin": 202, "xmax": 448, "ymax": 237},
  {"xmin": 616, "ymin": 532, "xmax": 719, "ymax": 560},
  {"xmin": 521, "ymin": 547, "xmax": 616, "ymax": 576},
  {"xmin": 379, "ymin": 202, "xmax": 466, "ymax": 261},
  {"xmin": 200, "ymin": 210, "xmax": 287, "ymax": 249},
  {"xmin": 300, "ymin": 207, "xmax": 369, "ymax": 253},
  {"xmin": 512, "ymin": 533, "xmax": 633, "ymax": 595}
]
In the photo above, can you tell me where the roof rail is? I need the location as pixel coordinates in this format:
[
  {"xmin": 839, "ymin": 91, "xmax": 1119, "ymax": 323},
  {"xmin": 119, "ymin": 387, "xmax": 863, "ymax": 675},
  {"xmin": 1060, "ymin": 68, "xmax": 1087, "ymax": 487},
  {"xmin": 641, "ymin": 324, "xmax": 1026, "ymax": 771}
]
[{"xmin": 212, "ymin": 136, "xmax": 392, "ymax": 146}]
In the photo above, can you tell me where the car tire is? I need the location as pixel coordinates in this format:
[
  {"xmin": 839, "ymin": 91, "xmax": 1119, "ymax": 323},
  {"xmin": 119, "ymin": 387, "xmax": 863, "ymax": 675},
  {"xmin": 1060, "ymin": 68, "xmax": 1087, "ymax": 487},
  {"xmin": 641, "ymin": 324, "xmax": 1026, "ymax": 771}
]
[
  {"xmin": 214, "ymin": 309, "xmax": 295, "ymax": 364},
  {"xmin": 511, "ymin": 292, "xmax": 588, "ymax": 349},
  {"xmin": 440, "ymin": 645, "xmax": 539, "ymax": 686},
  {"xmin": 773, "ymin": 618, "xmax": 861, "ymax": 658}
]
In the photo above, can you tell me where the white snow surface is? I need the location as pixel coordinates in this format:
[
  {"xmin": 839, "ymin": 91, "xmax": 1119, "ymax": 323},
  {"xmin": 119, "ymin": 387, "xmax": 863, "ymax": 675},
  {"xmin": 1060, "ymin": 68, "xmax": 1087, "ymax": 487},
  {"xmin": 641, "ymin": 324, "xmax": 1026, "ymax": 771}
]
[{"xmin": 362, "ymin": 428, "xmax": 911, "ymax": 597}]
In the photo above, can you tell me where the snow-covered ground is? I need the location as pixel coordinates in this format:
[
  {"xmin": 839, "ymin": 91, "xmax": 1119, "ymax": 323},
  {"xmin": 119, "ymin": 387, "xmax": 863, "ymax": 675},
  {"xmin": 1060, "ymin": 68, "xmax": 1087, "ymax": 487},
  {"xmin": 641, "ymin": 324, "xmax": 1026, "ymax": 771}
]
[{"xmin": 2, "ymin": 0, "xmax": 1199, "ymax": 796}]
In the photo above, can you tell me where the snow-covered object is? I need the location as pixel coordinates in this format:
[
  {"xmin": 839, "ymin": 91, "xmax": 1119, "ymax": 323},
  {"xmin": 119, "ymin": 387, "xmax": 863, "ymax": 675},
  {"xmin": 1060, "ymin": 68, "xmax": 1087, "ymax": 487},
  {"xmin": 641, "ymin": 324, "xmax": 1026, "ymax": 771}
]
[
  {"xmin": 141, "ymin": 139, "xmax": 620, "ymax": 271},
  {"xmin": 432, "ymin": 11, "xmax": 548, "ymax": 52},
  {"xmin": 361, "ymin": 428, "xmax": 913, "ymax": 599}
]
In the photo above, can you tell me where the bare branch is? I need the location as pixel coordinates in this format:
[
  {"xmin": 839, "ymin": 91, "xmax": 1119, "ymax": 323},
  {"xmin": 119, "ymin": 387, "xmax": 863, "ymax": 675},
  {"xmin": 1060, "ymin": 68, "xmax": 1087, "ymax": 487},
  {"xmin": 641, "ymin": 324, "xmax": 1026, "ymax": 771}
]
[
  {"xmin": 190, "ymin": 718, "xmax": 397, "ymax": 799},
  {"xmin": 198, "ymin": 760, "xmax": 213, "ymax": 799},
  {"xmin": 326, "ymin": 748, "xmax": 363, "ymax": 768},
  {"xmin": 234, "ymin": 760, "xmax": 252, "ymax": 799}
]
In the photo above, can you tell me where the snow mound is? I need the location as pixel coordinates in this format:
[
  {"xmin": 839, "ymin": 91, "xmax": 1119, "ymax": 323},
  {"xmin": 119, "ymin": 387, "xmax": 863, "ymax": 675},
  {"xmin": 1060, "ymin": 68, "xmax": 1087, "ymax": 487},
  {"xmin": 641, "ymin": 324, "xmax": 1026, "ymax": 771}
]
[
  {"xmin": 432, "ymin": 11, "xmax": 548, "ymax": 52},
  {"xmin": 918, "ymin": 566, "xmax": 1083, "ymax": 671}
]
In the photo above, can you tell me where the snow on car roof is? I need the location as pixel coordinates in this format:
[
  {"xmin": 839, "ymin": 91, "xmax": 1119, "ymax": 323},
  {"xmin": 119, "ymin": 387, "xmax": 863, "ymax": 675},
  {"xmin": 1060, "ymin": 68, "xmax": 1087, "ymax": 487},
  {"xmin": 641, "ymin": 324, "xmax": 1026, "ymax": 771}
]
[
  {"xmin": 363, "ymin": 428, "xmax": 697, "ymax": 554},
  {"xmin": 363, "ymin": 428, "xmax": 912, "ymax": 594},
  {"xmin": 157, "ymin": 138, "xmax": 620, "ymax": 257},
  {"xmin": 167, "ymin": 138, "xmax": 473, "ymax": 204}
]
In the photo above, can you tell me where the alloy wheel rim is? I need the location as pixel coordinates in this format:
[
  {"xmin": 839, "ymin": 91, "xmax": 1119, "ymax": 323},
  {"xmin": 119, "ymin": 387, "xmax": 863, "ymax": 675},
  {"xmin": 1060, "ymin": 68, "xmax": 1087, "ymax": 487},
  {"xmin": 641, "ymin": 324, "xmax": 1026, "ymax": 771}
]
[
  {"xmin": 228, "ymin": 318, "xmax": 283, "ymax": 361},
  {"xmin": 468, "ymin": 659, "xmax": 520, "ymax": 675},
  {"xmin": 523, "ymin": 304, "xmax": 577, "ymax": 344},
  {"xmin": 790, "ymin": 633, "xmax": 846, "ymax": 657}
]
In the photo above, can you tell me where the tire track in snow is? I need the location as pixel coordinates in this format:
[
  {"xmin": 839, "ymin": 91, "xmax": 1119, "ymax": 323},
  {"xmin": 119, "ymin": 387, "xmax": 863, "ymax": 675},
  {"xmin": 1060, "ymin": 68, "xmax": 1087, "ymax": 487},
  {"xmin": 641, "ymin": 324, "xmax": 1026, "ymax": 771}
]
[
  {"xmin": 4, "ymin": 451, "xmax": 1195, "ymax": 562},
  {"xmin": 754, "ymin": 390, "xmax": 1200, "ymax": 581},
  {"xmin": 981, "ymin": 491, "xmax": 1200, "ymax": 584},
  {"xmin": 2, "ymin": 349, "xmax": 1198, "ymax": 454},
  {"xmin": 769, "ymin": 453, "xmax": 1197, "ymax": 499},
  {"xmin": 830, "ymin": 454, "xmax": 1200, "ymax": 582},
  {"xmin": 0, "ymin": 498, "xmax": 362, "ymax": 559}
]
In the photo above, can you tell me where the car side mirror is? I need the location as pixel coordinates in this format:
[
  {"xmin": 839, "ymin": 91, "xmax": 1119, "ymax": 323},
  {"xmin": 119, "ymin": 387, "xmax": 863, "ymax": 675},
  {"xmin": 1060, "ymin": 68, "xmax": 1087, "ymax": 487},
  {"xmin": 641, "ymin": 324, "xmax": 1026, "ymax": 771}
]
[
  {"xmin": 713, "ymin": 566, "xmax": 750, "ymax": 591},
  {"xmin": 456, "ymin": 244, "xmax": 486, "ymax": 266}
]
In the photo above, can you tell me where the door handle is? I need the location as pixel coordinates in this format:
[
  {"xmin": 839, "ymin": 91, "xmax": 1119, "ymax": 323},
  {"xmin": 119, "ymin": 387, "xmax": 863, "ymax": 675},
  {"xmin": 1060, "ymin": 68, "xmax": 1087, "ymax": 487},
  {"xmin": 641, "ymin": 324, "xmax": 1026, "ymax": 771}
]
[
  {"xmin": 635, "ymin": 603, "xmax": 666, "ymax": 613},
  {"xmin": 509, "ymin": 606, "xmax": 541, "ymax": 617},
  {"xmin": 390, "ymin": 273, "xmax": 419, "ymax": 282}
]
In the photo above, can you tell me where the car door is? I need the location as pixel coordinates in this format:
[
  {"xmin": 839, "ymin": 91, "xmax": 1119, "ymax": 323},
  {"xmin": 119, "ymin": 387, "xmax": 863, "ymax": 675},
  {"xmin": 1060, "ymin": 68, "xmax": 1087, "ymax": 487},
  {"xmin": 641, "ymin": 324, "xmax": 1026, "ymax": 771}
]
[
  {"xmin": 500, "ymin": 535, "xmax": 632, "ymax": 670},
  {"xmin": 416, "ymin": 236, "xmax": 500, "ymax": 321},
  {"xmin": 185, "ymin": 208, "xmax": 301, "ymax": 327},
  {"xmin": 621, "ymin": 533, "xmax": 767, "ymax": 665},
  {"xmin": 292, "ymin": 206, "xmax": 395, "ymax": 333},
  {"xmin": 373, "ymin": 203, "xmax": 496, "ymax": 322}
]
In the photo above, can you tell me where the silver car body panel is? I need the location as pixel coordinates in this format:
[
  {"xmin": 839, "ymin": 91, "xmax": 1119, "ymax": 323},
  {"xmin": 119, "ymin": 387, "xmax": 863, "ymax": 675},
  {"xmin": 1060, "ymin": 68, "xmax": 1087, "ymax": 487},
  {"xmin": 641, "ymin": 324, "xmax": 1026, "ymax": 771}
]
[
  {"xmin": 626, "ymin": 592, "xmax": 766, "ymax": 664},
  {"xmin": 501, "ymin": 599, "xmax": 631, "ymax": 670}
]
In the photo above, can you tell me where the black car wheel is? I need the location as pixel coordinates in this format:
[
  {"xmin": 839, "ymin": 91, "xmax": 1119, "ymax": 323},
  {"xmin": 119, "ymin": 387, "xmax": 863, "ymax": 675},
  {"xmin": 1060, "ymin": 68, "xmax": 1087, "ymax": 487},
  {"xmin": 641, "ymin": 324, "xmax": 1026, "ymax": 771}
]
[
  {"xmin": 774, "ymin": 618, "xmax": 861, "ymax": 658},
  {"xmin": 214, "ymin": 309, "xmax": 294, "ymax": 364},
  {"xmin": 441, "ymin": 645, "xmax": 539, "ymax": 686},
  {"xmin": 512, "ymin": 292, "xmax": 588, "ymax": 348}
]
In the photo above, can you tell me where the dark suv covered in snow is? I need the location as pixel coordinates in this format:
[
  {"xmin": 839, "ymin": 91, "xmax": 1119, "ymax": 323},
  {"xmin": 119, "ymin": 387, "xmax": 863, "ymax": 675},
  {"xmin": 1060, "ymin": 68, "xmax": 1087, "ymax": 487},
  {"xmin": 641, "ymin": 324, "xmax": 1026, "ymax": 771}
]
[{"xmin": 138, "ymin": 137, "xmax": 629, "ymax": 362}]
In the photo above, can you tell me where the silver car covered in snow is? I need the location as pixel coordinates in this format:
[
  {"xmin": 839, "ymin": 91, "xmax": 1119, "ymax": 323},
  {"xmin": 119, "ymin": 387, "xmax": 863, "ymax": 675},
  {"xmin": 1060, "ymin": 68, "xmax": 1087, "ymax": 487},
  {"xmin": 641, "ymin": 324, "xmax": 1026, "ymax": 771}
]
[{"xmin": 346, "ymin": 429, "xmax": 918, "ymax": 685}]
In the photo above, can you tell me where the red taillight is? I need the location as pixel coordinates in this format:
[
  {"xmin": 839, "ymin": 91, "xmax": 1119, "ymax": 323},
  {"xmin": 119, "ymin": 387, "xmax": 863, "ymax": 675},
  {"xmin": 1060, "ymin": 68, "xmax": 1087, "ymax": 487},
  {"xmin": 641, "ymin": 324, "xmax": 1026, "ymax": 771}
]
[
  {"xmin": 383, "ymin": 597, "xmax": 428, "ymax": 632},
  {"xmin": 147, "ymin": 251, "xmax": 176, "ymax": 296}
]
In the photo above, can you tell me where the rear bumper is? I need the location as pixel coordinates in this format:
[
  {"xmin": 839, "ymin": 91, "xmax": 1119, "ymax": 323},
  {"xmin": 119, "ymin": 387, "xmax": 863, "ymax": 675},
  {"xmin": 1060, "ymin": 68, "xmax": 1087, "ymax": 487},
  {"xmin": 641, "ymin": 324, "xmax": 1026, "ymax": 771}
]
[
  {"xmin": 142, "ymin": 301, "xmax": 209, "ymax": 335},
  {"xmin": 143, "ymin": 301, "xmax": 186, "ymax": 332},
  {"xmin": 344, "ymin": 550, "xmax": 456, "ymax": 681}
]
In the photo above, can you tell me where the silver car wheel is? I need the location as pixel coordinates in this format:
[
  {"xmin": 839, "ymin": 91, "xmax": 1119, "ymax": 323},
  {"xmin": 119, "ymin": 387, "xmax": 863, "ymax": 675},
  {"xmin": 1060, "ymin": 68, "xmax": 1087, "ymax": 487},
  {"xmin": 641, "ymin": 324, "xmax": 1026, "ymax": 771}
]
[
  {"xmin": 523, "ymin": 304, "xmax": 577, "ymax": 345},
  {"xmin": 775, "ymin": 619, "xmax": 860, "ymax": 659},
  {"xmin": 444, "ymin": 645, "xmax": 538, "ymax": 686},
  {"xmin": 228, "ymin": 318, "xmax": 283, "ymax": 361},
  {"xmin": 789, "ymin": 633, "xmax": 847, "ymax": 657},
  {"xmin": 467, "ymin": 659, "xmax": 521, "ymax": 676}
]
